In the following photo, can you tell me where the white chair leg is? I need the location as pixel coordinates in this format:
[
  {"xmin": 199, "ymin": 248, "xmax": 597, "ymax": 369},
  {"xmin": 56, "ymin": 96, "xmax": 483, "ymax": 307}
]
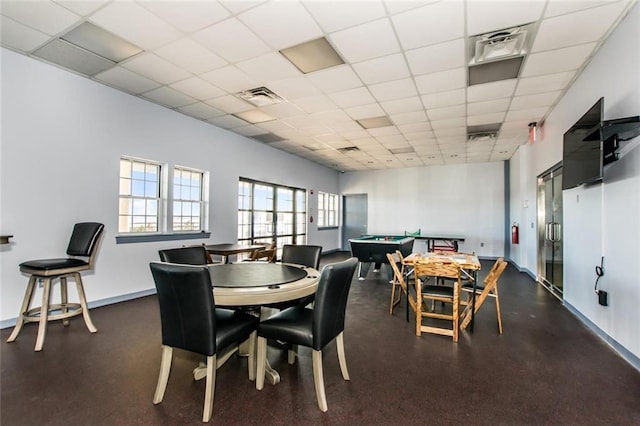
[
  {"xmin": 74, "ymin": 273, "xmax": 97, "ymax": 333},
  {"xmin": 7, "ymin": 275, "xmax": 37, "ymax": 343},
  {"xmin": 248, "ymin": 331, "xmax": 256, "ymax": 381},
  {"xmin": 202, "ymin": 355, "xmax": 216, "ymax": 423},
  {"xmin": 256, "ymin": 336, "xmax": 267, "ymax": 390},
  {"xmin": 34, "ymin": 278, "xmax": 52, "ymax": 352},
  {"xmin": 336, "ymin": 332, "xmax": 350, "ymax": 381},
  {"xmin": 287, "ymin": 344, "xmax": 298, "ymax": 365},
  {"xmin": 312, "ymin": 349, "xmax": 328, "ymax": 412},
  {"xmin": 153, "ymin": 346, "xmax": 173, "ymax": 404}
]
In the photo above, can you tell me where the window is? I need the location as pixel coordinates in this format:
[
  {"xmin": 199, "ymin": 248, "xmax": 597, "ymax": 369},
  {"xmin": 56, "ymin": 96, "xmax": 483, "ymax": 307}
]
[
  {"xmin": 118, "ymin": 157, "xmax": 209, "ymax": 239},
  {"xmin": 318, "ymin": 192, "xmax": 339, "ymax": 227},
  {"xmin": 173, "ymin": 167, "xmax": 204, "ymax": 231},
  {"xmin": 119, "ymin": 158, "xmax": 161, "ymax": 233},
  {"xmin": 238, "ymin": 179, "xmax": 306, "ymax": 255}
]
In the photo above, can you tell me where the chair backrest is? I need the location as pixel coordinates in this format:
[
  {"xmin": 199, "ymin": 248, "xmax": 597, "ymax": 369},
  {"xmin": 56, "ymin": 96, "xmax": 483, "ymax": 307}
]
[
  {"xmin": 150, "ymin": 262, "xmax": 216, "ymax": 356},
  {"xmin": 386, "ymin": 251, "xmax": 406, "ymax": 284},
  {"xmin": 312, "ymin": 257, "xmax": 358, "ymax": 350},
  {"xmin": 66, "ymin": 222, "xmax": 104, "ymax": 267},
  {"xmin": 484, "ymin": 258, "xmax": 508, "ymax": 288},
  {"xmin": 158, "ymin": 246, "xmax": 209, "ymax": 265},
  {"xmin": 281, "ymin": 244, "xmax": 322, "ymax": 269},
  {"xmin": 250, "ymin": 242, "xmax": 277, "ymax": 262},
  {"xmin": 413, "ymin": 261, "xmax": 461, "ymax": 282}
]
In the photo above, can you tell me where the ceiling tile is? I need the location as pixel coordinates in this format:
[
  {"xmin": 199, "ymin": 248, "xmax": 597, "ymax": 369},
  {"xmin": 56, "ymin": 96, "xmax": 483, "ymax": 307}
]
[
  {"xmin": 467, "ymin": 98, "xmax": 511, "ymax": 115},
  {"xmin": 178, "ymin": 102, "xmax": 225, "ymax": 120},
  {"xmin": 428, "ymin": 105, "xmax": 466, "ymax": 121},
  {"xmin": 236, "ymin": 52, "xmax": 301, "ymax": 81},
  {"xmin": 140, "ymin": 1, "xmax": 231, "ymax": 33},
  {"xmin": 390, "ymin": 110, "xmax": 428, "ymax": 125},
  {"xmin": 238, "ymin": 1, "xmax": 322, "ymax": 50},
  {"xmin": 414, "ymin": 67, "xmax": 466, "ymax": 95},
  {"xmin": 406, "ymin": 38, "xmax": 466, "ymax": 76},
  {"xmin": 510, "ymin": 91, "xmax": 562, "ymax": 110},
  {"xmin": 55, "ymin": 1, "xmax": 109, "ymax": 17},
  {"xmin": 1, "ymin": 1, "xmax": 80, "ymax": 36},
  {"xmin": 90, "ymin": 2, "xmax": 181, "ymax": 49},
  {"xmin": 368, "ymin": 78, "xmax": 418, "ymax": 102},
  {"xmin": 544, "ymin": 0, "xmax": 623, "ymax": 18},
  {"xmin": 200, "ymin": 65, "xmax": 258, "ymax": 93},
  {"xmin": 515, "ymin": 71, "xmax": 575, "ymax": 96},
  {"xmin": 392, "ymin": 1, "xmax": 465, "ymax": 50},
  {"xmin": 123, "ymin": 53, "xmax": 191, "ymax": 85},
  {"xmin": 170, "ymin": 77, "xmax": 225, "ymax": 101},
  {"xmin": 154, "ymin": 38, "xmax": 227, "ymax": 74},
  {"xmin": 521, "ymin": 43, "xmax": 597, "ymax": 77},
  {"xmin": 303, "ymin": 0, "xmax": 386, "ymax": 33},
  {"xmin": 328, "ymin": 87, "xmax": 375, "ymax": 108},
  {"xmin": 293, "ymin": 94, "xmax": 337, "ymax": 114},
  {"xmin": 206, "ymin": 95, "xmax": 254, "ymax": 114},
  {"xmin": 94, "ymin": 66, "xmax": 161, "ymax": 94},
  {"xmin": 381, "ymin": 96, "xmax": 423, "ymax": 115},
  {"xmin": 532, "ymin": 3, "xmax": 628, "ymax": 52},
  {"xmin": 219, "ymin": 1, "xmax": 264, "ymax": 14},
  {"xmin": 142, "ymin": 87, "xmax": 196, "ymax": 108},
  {"xmin": 208, "ymin": 114, "xmax": 251, "ymax": 129},
  {"xmin": 32, "ymin": 39, "xmax": 115, "ymax": 76},
  {"xmin": 467, "ymin": 112, "xmax": 506, "ymax": 126},
  {"xmin": 344, "ymin": 103, "xmax": 386, "ymax": 120},
  {"xmin": 467, "ymin": 79, "xmax": 517, "ymax": 102},
  {"xmin": 330, "ymin": 18, "xmax": 400, "ymax": 63},
  {"xmin": 466, "ymin": 1, "xmax": 545, "ymax": 36},
  {"xmin": 0, "ymin": 16, "xmax": 49, "ymax": 53},
  {"xmin": 352, "ymin": 53, "xmax": 410, "ymax": 85},
  {"xmin": 267, "ymin": 76, "xmax": 321, "ymax": 100},
  {"xmin": 193, "ymin": 18, "xmax": 271, "ymax": 63},
  {"xmin": 259, "ymin": 102, "xmax": 306, "ymax": 119},
  {"xmin": 504, "ymin": 107, "xmax": 549, "ymax": 122},
  {"xmin": 307, "ymin": 65, "xmax": 362, "ymax": 93},
  {"xmin": 431, "ymin": 117, "xmax": 466, "ymax": 130},
  {"xmin": 421, "ymin": 89, "xmax": 466, "ymax": 109}
]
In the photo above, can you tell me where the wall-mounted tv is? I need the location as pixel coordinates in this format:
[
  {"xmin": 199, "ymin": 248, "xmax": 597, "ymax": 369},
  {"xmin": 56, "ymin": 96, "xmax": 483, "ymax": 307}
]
[{"xmin": 562, "ymin": 97, "xmax": 604, "ymax": 190}]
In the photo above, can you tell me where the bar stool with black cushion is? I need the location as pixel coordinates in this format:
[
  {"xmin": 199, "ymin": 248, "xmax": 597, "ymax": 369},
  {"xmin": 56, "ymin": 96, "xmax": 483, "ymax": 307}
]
[
  {"xmin": 150, "ymin": 262, "xmax": 259, "ymax": 423},
  {"xmin": 256, "ymin": 257, "xmax": 358, "ymax": 412},
  {"xmin": 7, "ymin": 222, "xmax": 104, "ymax": 352},
  {"xmin": 158, "ymin": 245, "xmax": 210, "ymax": 265}
]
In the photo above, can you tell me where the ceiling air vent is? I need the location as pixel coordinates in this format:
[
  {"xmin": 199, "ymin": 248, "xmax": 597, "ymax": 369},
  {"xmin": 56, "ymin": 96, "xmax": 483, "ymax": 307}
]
[
  {"xmin": 470, "ymin": 23, "xmax": 534, "ymax": 65},
  {"xmin": 338, "ymin": 146, "xmax": 360, "ymax": 153},
  {"xmin": 467, "ymin": 132, "xmax": 498, "ymax": 143},
  {"xmin": 235, "ymin": 86, "xmax": 284, "ymax": 107}
]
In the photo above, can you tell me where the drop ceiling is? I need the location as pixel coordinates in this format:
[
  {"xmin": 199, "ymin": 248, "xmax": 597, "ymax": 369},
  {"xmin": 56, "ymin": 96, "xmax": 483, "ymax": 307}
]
[{"xmin": 1, "ymin": 0, "xmax": 635, "ymax": 171}]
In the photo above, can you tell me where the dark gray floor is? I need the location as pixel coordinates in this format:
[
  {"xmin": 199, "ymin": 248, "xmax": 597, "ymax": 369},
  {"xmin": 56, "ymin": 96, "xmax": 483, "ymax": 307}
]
[{"xmin": 2, "ymin": 252, "xmax": 639, "ymax": 425}]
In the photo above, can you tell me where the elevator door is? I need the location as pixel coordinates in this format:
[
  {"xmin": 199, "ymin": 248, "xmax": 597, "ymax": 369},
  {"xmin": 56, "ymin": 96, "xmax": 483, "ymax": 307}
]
[{"xmin": 537, "ymin": 166, "xmax": 563, "ymax": 298}]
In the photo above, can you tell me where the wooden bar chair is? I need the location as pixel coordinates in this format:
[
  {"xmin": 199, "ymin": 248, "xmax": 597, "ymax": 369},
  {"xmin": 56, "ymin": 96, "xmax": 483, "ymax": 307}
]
[
  {"xmin": 460, "ymin": 258, "xmax": 508, "ymax": 333},
  {"xmin": 7, "ymin": 222, "xmax": 104, "ymax": 351}
]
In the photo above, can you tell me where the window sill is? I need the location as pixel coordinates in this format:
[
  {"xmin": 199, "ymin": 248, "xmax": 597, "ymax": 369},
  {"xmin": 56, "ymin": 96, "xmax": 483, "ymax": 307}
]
[
  {"xmin": 318, "ymin": 226, "xmax": 339, "ymax": 231},
  {"xmin": 115, "ymin": 231, "xmax": 211, "ymax": 244}
]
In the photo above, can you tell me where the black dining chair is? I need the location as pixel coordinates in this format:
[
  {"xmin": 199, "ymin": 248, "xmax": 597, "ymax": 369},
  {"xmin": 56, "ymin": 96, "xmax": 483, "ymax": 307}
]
[
  {"xmin": 255, "ymin": 257, "xmax": 358, "ymax": 412},
  {"xmin": 7, "ymin": 222, "xmax": 104, "ymax": 351},
  {"xmin": 158, "ymin": 245, "xmax": 210, "ymax": 265},
  {"xmin": 149, "ymin": 262, "xmax": 259, "ymax": 423}
]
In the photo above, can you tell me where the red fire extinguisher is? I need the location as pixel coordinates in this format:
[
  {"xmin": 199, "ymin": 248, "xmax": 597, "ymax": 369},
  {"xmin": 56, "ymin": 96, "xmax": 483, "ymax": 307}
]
[{"xmin": 511, "ymin": 223, "xmax": 519, "ymax": 244}]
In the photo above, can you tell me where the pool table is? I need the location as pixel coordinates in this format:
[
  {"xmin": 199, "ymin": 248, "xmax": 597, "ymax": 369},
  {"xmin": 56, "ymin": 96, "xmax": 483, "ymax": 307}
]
[{"xmin": 349, "ymin": 235, "xmax": 414, "ymax": 280}]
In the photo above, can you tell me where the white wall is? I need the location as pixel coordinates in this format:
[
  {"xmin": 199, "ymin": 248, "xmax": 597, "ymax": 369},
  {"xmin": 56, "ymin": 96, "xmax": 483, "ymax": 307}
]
[
  {"xmin": 339, "ymin": 162, "xmax": 505, "ymax": 257},
  {"xmin": 510, "ymin": 4, "xmax": 640, "ymax": 362},
  {"xmin": 0, "ymin": 48, "xmax": 341, "ymax": 324}
]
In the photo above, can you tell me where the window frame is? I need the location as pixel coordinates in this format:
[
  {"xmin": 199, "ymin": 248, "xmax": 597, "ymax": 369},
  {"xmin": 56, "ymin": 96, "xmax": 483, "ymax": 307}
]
[{"xmin": 318, "ymin": 191, "xmax": 339, "ymax": 228}]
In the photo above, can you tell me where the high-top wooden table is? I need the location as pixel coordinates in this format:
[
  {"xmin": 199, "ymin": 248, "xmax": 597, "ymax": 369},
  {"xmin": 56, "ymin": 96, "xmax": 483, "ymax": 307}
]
[
  {"xmin": 403, "ymin": 252, "xmax": 481, "ymax": 332},
  {"xmin": 203, "ymin": 243, "xmax": 266, "ymax": 264}
]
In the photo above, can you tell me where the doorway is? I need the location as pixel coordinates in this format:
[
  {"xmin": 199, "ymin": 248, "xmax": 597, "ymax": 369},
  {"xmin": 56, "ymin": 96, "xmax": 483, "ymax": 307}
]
[
  {"xmin": 342, "ymin": 194, "xmax": 368, "ymax": 250},
  {"xmin": 537, "ymin": 164, "xmax": 563, "ymax": 299}
]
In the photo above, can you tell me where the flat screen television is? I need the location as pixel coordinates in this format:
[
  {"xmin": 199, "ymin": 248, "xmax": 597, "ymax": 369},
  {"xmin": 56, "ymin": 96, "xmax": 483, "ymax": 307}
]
[{"xmin": 562, "ymin": 97, "xmax": 604, "ymax": 190}]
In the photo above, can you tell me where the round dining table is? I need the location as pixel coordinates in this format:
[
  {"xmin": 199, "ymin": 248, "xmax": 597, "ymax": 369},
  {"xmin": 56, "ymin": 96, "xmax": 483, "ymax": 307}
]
[{"xmin": 195, "ymin": 261, "xmax": 321, "ymax": 385}]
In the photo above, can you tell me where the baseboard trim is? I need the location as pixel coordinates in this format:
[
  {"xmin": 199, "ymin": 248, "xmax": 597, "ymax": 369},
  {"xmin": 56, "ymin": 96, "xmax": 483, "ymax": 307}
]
[
  {"xmin": 564, "ymin": 301, "xmax": 640, "ymax": 373},
  {"xmin": 0, "ymin": 288, "xmax": 157, "ymax": 330}
]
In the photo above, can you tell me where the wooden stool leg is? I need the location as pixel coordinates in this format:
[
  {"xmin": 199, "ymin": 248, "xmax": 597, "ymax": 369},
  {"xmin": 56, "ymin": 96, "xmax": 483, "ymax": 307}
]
[
  {"xmin": 61, "ymin": 276, "xmax": 69, "ymax": 326},
  {"xmin": 35, "ymin": 278, "xmax": 52, "ymax": 352},
  {"xmin": 312, "ymin": 350, "xmax": 328, "ymax": 412},
  {"xmin": 336, "ymin": 332, "xmax": 350, "ymax": 381},
  {"xmin": 7, "ymin": 275, "xmax": 38, "ymax": 343},
  {"xmin": 74, "ymin": 273, "xmax": 97, "ymax": 333},
  {"xmin": 493, "ymin": 287, "xmax": 503, "ymax": 334}
]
